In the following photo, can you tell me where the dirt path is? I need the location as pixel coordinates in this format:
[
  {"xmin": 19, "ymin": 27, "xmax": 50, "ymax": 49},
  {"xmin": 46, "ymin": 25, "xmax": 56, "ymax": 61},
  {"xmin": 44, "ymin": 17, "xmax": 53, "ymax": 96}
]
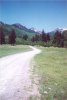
[{"xmin": 0, "ymin": 46, "xmax": 41, "ymax": 100}]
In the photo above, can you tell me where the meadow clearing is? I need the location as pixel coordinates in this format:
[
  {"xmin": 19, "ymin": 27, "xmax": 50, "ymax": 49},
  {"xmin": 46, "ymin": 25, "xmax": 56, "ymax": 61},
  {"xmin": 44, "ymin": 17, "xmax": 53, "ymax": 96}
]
[
  {"xmin": 0, "ymin": 45, "xmax": 67, "ymax": 100},
  {"xmin": 34, "ymin": 47, "xmax": 67, "ymax": 100},
  {"xmin": 0, "ymin": 45, "xmax": 31, "ymax": 57}
]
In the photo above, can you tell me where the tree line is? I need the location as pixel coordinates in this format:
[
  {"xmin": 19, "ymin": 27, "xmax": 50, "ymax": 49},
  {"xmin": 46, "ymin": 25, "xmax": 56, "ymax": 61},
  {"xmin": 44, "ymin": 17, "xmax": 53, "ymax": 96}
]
[
  {"xmin": 0, "ymin": 26, "xmax": 16, "ymax": 45},
  {"xmin": 31, "ymin": 30, "xmax": 50, "ymax": 42},
  {"xmin": 0, "ymin": 26, "xmax": 67, "ymax": 47}
]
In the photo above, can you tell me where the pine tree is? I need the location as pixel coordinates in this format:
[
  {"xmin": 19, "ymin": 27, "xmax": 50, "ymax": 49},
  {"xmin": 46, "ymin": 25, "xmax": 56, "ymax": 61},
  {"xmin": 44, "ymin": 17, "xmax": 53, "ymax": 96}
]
[
  {"xmin": 31, "ymin": 36, "xmax": 35, "ymax": 42},
  {"xmin": 53, "ymin": 31, "xmax": 64, "ymax": 47},
  {"xmin": 46, "ymin": 33, "xmax": 50, "ymax": 41},
  {"xmin": 41, "ymin": 30, "xmax": 47, "ymax": 42},
  {"xmin": 34, "ymin": 34, "xmax": 40, "ymax": 42},
  {"xmin": 22, "ymin": 34, "xmax": 28, "ymax": 40},
  {"xmin": 0, "ymin": 26, "xmax": 5, "ymax": 44},
  {"xmin": 9, "ymin": 29, "xmax": 16, "ymax": 45}
]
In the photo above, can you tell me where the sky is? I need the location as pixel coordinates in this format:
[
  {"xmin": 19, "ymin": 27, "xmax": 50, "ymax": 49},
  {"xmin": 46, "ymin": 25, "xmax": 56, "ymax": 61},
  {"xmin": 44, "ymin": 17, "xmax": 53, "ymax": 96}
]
[{"xmin": 0, "ymin": 0, "xmax": 67, "ymax": 32}]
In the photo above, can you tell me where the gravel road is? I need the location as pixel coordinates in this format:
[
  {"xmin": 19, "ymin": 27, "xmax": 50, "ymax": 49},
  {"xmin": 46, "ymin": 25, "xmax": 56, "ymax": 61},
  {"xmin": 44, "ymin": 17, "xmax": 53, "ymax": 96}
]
[{"xmin": 0, "ymin": 46, "xmax": 41, "ymax": 100}]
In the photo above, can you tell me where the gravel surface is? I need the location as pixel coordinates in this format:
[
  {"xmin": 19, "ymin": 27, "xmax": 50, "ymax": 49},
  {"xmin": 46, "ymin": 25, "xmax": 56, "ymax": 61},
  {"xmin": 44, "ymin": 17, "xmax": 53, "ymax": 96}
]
[{"xmin": 0, "ymin": 46, "xmax": 41, "ymax": 100}]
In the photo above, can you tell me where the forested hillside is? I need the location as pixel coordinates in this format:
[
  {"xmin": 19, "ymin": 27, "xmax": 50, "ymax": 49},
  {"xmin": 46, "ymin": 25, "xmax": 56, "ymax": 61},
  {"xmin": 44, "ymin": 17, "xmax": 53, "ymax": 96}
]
[
  {"xmin": 0, "ymin": 22, "xmax": 37, "ymax": 38},
  {"xmin": 0, "ymin": 21, "xmax": 67, "ymax": 47}
]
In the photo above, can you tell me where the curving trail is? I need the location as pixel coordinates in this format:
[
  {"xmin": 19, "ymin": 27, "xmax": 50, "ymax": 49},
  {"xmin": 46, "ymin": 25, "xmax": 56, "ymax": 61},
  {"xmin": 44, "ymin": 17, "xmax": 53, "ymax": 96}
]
[{"xmin": 0, "ymin": 46, "xmax": 41, "ymax": 100}]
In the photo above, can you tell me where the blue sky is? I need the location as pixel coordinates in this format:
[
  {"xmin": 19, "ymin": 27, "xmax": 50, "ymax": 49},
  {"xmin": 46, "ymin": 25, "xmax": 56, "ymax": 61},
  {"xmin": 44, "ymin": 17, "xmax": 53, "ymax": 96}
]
[{"xmin": 0, "ymin": 0, "xmax": 67, "ymax": 32}]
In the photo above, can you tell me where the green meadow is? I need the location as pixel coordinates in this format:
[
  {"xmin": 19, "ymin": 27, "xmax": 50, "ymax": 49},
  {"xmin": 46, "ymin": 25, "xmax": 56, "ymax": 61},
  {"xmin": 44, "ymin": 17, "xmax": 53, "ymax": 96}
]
[
  {"xmin": 0, "ymin": 45, "xmax": 67, "ymax": 100},
  {"xmin": 34, "ymin": 47, "xmax": 67, "ymax": 100},
  {"xmin": 0, "ymin": 45, "xmax": 31, "ymax": 57}
]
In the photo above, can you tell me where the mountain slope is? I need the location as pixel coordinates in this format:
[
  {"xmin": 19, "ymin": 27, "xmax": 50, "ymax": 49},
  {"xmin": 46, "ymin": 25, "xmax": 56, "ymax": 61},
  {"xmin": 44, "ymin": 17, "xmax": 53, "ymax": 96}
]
[
  {"xmin": 0, "ymin": 21, "xmax": 67, "ymax": 38},
  {"xmin": 48, "ymin": 28, "xmax": 67, "ymax": 37},
  {"xmin": 0, "ymin": 22, "xmax": 37, "ymax": 38}
]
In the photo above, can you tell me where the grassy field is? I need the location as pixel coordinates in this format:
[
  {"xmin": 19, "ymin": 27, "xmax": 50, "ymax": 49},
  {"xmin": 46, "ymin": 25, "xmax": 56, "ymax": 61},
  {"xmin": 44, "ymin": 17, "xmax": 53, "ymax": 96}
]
[
  {"xmin": 0, "ymin": 45, "xmax": 31, "ymax": 57},
  {"xmin": 34, "ymin": 47, "xmax": 67, "ymax": 100}
]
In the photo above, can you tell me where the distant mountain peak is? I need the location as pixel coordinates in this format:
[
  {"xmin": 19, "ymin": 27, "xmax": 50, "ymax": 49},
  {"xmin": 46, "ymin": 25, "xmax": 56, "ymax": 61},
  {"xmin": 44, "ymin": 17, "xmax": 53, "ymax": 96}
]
[
  {"xmin": 0, "ymin": 21, "xmax": 4, "ymax": 25},
  {"xmin": 12, "ymin": 23, "xmax": 38, "ymax": 34},
  {"xmin": 12, "ymin": 23, "xmax": 26, "ymax": 29},
  {"xmin": 55, "ymin": 28, "xmax": 67, "ymax": 33},
  {"xmin": 30, "ymin": 27, "xmax": 37, "ymax": 32}
]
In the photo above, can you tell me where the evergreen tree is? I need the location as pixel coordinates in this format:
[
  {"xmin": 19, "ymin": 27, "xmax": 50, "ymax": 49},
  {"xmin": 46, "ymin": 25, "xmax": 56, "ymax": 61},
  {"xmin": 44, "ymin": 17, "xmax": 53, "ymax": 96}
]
[
  {"xmin": 41, "ymin": 30, "xmax": 47, "ymax": 42},
  {"xmin": 9, "ymin": 29, "xmax": 16, "ymax": 45},
  {"xmin": 31, "ymin": 36, "xmax": 35, "ymax": 42},
  {"xmin": 53, "ymin": 31, "xmax": 64, "ymax": 47},
  {"xmin": 46, "ymin": 33, "xmax": 50, "ymax": 41},
  {"xmin": 62, "ymin": 30, "xmax": 67, "ymax": 47},
  {"xmin": 34, "ymin": 34, "xmax": 40, "ymax": 42},
  {"xmin": 23, "ymin": 34, "xmax": 28, "ymax": 40},
  {"xmin": 31, "ymin": 34, "xmax": 40, "ymax": 42},
  {"xmin": 0, "ymin": 26, "xmax": 5, "ymax": 44}
]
